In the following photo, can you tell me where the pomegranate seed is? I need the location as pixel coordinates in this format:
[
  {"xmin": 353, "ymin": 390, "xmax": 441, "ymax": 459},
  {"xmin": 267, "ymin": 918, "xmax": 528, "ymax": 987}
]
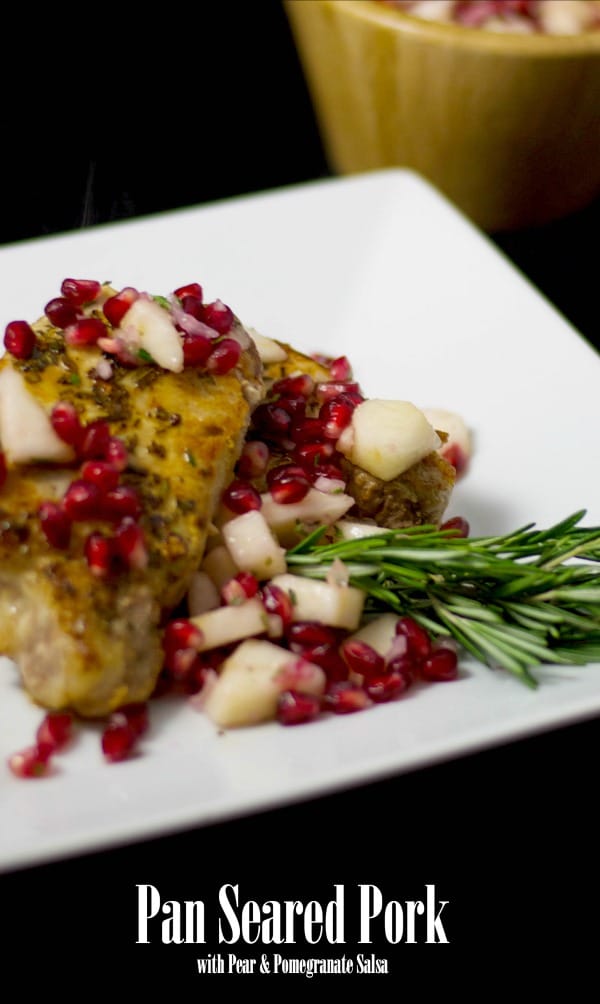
[
  {"xmin": 63, "ymin": 479, "xmax": 101, "ymax": 521},
  {"xmin": 341, "ymin": 639, "xmax": 385, "ymax": 679},
  {"xmin": 262, "ymin": 584, "xmax": 294, "ymax": 628},
  {"xmin": 64, "ymin": 317, "xmax": 106, "ymax": 347},
  {"xmin": 315, "ymin": 381, "xmax": 361, "ymax": 404},
  {"xmin": 329, "ymin": 356, "xmax": 352, "ymax": 381},
  {"xmin": 50, "ymin": 401, "xmax": 83, "ymax": 448},
  {"xmin": 386, "ymin": 652, "xmax": 418, "ymax": 687},
  {"xmin": 115, "ymin": 517, "xmax": 148, "ymax": 570},
  {"xmin": 324, "ymin": 681, "xmax": 370, "ymax": 714},
  {"xmin": 441, "ymin": 516, "xmax": 470, "ymax": 538},
  {"xmin": 222, "ymin": 479, "xmax": 261, "ymax": 514},
  {"xmin": 275, "ymin": 395, "xmax": 306, "ymax": 419},
  {"xmin": 79, "ymin": 419, "xmax": 111, "ymax": 460},
  {"xmin": 442, "ymin": 443, "xmax": 469, "ymax": 476},
  {"xmin": 116, "ymin": 702, "xmax": 149, "ymax": 738},
  {"xmin": 85, "ymin": 532, "xmax": 115, "ymax": 576},
  {"xmin": 61, "ymin": 278, "xmax": 101, "ymax": 304},
  {"xmin": 0, "ymin": 451, "xmax": 6, "ymax": 490},
  {"xmin": 101, "ymin": 720, "xmax": 138, "ymax": 762},
  {"xmin": 308, "ymin": 462, "xmax": 345, "ymax": 484},
  {"xmin": 287, "ymin": 621, "xmax": 339, "ymax": 650},
  {"xmin": 206, "ymin": 338, "xmax": 241, "ymax": 375},
  {"xmin": 277, "ymin": 690, "xmax": 321, "ymax": 726},
  {"xmin": 174, "ymin": 282, "xmax": 203, "ymax": 301},
  {"xmin": 252, "ymin": 403, "xmax": 292, "ymax": 437},
  {"xmin": 103, "ymin": 287, "xmax": 139, "ymax": 327},
  {"xmin": 421, "ymin": 648, "xmax": 459, "ymax": 683},
  {"xmin": 237, "ymin": 440, "xmax": 270, "ymax": 479},
  {"xmin": 101, "ymin": 484, "xmax": 142, "ymax": 521},
  {"xmin": 301, "ymin": 644, "xmax": 348, "ymax": 682},
  {"xmin": 80, "ymin": 460, "xmax": 120, "ymax": 492},
  {"xmin": 292, "ymin": 441, "xmax": 336, "ymax": 470},
  {"xmin": 266, "ymin": 464, "xmax": 310, "ymax": 504},
  {"xmin": 4, "ymin": 320, "xmax": 36, "ymax": 359},
  {"xmin": 221, "ymin": 578, "xmax": 248, "ymax": 605},
  {"xmin": 319, "ymin": 394, "xmax": 356, "ymax": 439},
  {"xmin": 105, "ymin": 436, "xmax": 129, "ymax": 471},
  {"xmin": 234, "ymin": 571, "xmax": 259, "ymax": 598},
  {"xmin": 178, "ymin": 295, "xmax": 204, "ymax": 322},
  {"xmin": 8, "ymin": 745, "xmax": 52, "ymax": 778},
  {"xmin": 38, "ymin": 502, "xmax": 71, "ymax": 549},
  {"xmin": 364, "ymin": 671, "xmax": 409, "ymax": 703},
  {"xmin": 289, "ymin": 417, "xmax": 326, "ymax": 444},
  {"xmin": 163, "ymin": 618, "xmax": 203, "ymax": 653},
  {"xmin": 36, "ymin": 712, "xmax": 73, "ymax": 751},
  {"xmin": 272, "ymin": 374, "xmax": 314, "ymax": 398},
  {"xmin": 202, "ymin": 299, "xmax": 234, "ymax": 334},
  {"xmin": 183, "ymin": 333, "xmax": 212, "ymax": 367},
  {"xmin": 45, "ymin": 297, "xmax": 80, "ymax": 329},
  {"xmin": 395, "ymin": 616, "xmax": 431, "ymax": 661}
]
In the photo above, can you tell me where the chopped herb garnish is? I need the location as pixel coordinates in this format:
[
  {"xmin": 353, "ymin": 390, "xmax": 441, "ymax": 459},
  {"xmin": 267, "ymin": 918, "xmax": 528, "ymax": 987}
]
[
  {"xmin": 152, "ymin": 295, "xmax": 171, "ymax": 311},
  {"xmin": 69, "ymin": 373, "xmax": 81, "ymax": 385},
  {"xmin": 138, "ymin": 348, "xmax": 154, "ymax": 363},
  {"xmin": 184, "ymin": 449, "xmax": 197, "ymax": 466}
]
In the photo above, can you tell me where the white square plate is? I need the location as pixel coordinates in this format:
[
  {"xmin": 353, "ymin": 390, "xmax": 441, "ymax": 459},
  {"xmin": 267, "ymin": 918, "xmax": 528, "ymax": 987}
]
[{"xmin": 1, "ymin": 169, "xmax": 599, "ymax": 872}]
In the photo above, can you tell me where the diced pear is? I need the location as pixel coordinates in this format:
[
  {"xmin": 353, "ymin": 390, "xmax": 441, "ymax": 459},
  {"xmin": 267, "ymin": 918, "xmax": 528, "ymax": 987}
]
[
  {"xmin": 247, "ymin": 328, "xmax": 288, "ymax": 364},
  {"xmin": 270, "ymin": 573, "xmax": 365, "ymax": 631},
  {"xmin": 335, "ymin": 519, "xmax": 387, "ymax": 541},
  {"xmin": 348, "ymin": 614, "xmax": 399, "ymax": 657},
  {"xmin": 202, "ymin": 639, "xmax": 325, "ymax": 728},
  {"xmin": 337, "ymin": 400, "xmax": 441, "ymax": 481},
  {"xmin": 261, "ymin": 487, "xmax": 354, "ymax": 545},
  {"xmin": 0, "ymin": 366, "xmax": 75, "ymax": 465},
  {"xmin": 187, "ymin": 572, "xmax": 221, "ymax": 617},
  {"xmin": 201, "ymin": 545, "xmax": 239, "ymax": 589},
  {"xmin": 121, "ymin": 296, "xmax": 183, "ymax": 372},
  {"xmin": 222, "ymin": 510, "xmax": 287, "ymax": 580},
  {"xmin": 191, "ymin": 597, "xmax": 268, "ymax": 651},
  {"xmin": 422, "ymin": 407, "xmax": 471, "ymax": 462}
]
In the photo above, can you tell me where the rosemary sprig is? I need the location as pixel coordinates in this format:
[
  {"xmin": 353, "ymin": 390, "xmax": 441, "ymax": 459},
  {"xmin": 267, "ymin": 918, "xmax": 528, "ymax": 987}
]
[{"xmin": 287, "ymin": 510, "xmax": 600, "ymax": 688}]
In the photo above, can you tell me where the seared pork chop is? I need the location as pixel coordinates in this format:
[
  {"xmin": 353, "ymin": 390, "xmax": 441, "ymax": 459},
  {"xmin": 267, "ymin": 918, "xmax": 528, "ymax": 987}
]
[{"xmin": 0, "ymin": 284, "xmax": 263, "ymax": 717}]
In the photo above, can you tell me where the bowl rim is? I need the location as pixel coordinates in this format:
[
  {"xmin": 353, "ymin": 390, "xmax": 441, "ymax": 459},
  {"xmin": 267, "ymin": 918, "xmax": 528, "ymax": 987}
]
[{"xmin": 296, "ymin": 0, "xmax": 600, "ymax": 55}]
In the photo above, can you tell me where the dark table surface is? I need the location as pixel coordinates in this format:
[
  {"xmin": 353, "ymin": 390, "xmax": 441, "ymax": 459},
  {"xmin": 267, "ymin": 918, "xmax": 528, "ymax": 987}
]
[{"xmin": 2, "ymin": 2, "xmax": 599, "ymax": 979}]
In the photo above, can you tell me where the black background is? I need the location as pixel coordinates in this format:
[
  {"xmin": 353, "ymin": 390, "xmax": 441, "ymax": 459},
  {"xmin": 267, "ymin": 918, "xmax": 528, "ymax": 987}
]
[{"xmin": 2, "ymin": 1, "xmax": 599, "ymax": 982}]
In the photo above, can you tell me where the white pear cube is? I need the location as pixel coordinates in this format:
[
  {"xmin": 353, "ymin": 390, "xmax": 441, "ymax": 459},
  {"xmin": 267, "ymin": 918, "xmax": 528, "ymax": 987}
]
[
  {"xmin": 0, "ymin": 366, "xmax": 75, "ymax": 465},
  {"xmin": 260, "ymin": 487, "xmax": 354, "ymax": 545},
  {"xmin": 202, "ymin": 639, "xmax": 325, "ymax": 728},
  {"xmin": 223, "ymin": 510, "xmax": 287, "ymax": 580},
  {"xmin": 187, "ymin": 572, "xmax": 220, "ymax": 617},
  {"xmin": 270, "ymin": 573, "xmax": 365, "ymax": 631},
  {"xmin": 335, "ymin": 520, "xmax": 388, "ymax": 541},
  {"xmin": 348, "ymin": 614, "xmax": 399, "ymax": 657},
  {"xmin": 247, "ymin": 328, "xmax": 288, "ymax": 364},
  {"xmin": 121, "ymin": 297, "xmax": 183, "ymax": 372},
  {"xmin": 191, "ymin": 597, "xmax": 268, "ymax": 651},
  {"xmin": 201, "ymin": 545, "xmax": 239, "ymax": 589},
  {"xmin": 422, "ymin": 407, "xmax": 471, "ymax": 463},
  {"xmin": 337, "ymin": 399, "xmax": 441, "ymax": 481}
]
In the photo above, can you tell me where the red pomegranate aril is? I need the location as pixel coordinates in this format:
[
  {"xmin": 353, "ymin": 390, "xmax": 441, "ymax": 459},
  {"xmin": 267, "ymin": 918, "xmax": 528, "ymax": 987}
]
[
  {"xmin": 61, "ymin": 278, "xmax": 102, "ymax": 304},
  {"xmin": 105, "ymin": 436, "xmax": 128, "ymax": 471},
  {"xmin": 266, "ymin": 463, "xmax": 310, "ymax": 490},
  {"xmin": 81, "ymin": 460, "xmax": 120, "ymax": 492},
  {"xmin": 4, "ymin": 320, "xmax": 36, "ymax": 359},
  {"xmin": 262, "ymin": 584, "xmax": 294, "ymax": 629},
  {"xmin": 163, "ymin": 618, "xmax": 203, "ymax": 656},
  {"xmin": 36, "ymin": 712, "xmax": 73, "ymax": 751},
  {"xmin": 180, "ymin": 294, "xmax": 205, "ymax": 321},
  {"xmin": 443, "ymin": 443, "xmax": 469, "ymax": 477},
  {"xmin": 234, "ymin": 571, "xmax": 259, "ymax": 598},
  {"xmin": 301, "ymin": 644, "xmax": 348, "ymax": 682},
  {"xmin": 319, "ymin": 394, "xmax": 356, "ymax": 439},
  {"xmin": 324, "ymin": 681, "xmax": 370, "ymax": 714},
  {"xmin": 206, "ymin": 338, "xmax": 241, "ymax": 375},
  {"xmin": 101, "ymin": 484, "xmax": 142, "ymax": 521},
  {"xmin": 237, "ymin": 440, "xmax": 270, "ymax": 479},
  {"xmin": 45, "ymin": 297, "xmax": 80, "ymax": 329},
  {"xmin": 341, "ymin": 639, "xmax": 385, "ymax": 680},
  {"xmin": 174, "ymin": 282, "xmax": 203, "ymax": 301},
  {"xmin": 386, "ymin": 652, "xmax": 417, "ymax": 687},
  {"xmin": 101, "ymin": 720, "xmax": 138, "ymax": 762},
  {"xmin": 329, "ymin": 356, "xmax": 352, "ymax": 381},
  {"xmin": 85, "ymin": 532, "xmax": 115, "ymax": 576},
  {"xmin": 222, "ymin": 479, "xmax": 262, "ymax": 514},
  {"xmin": 421, "ymin": 648, "xmax": 459, "ymax": 683},
  {"xmin": 117, "ymin": 702, "xmax": 149, "ymax": 738},
  {"xmin": 287, "ymin": 621, "xmax": 339, "ymax": 650},
  {"xmin": 293, "ymin": 441, "xmax": 336, "ymax": 469},
  {"xmin": 395, "ymin": 616, "xmax": 431, "ymax": 661},
  {"xmin": 79, "ymin": 419, "xmax": 111, "ymax": 460},
  {"xmin": 0, "ymin": 451, "xmax": 6, "ymax": 491},
  {"xmin": 38, "ymin": 502, "xmax": 72, "ymax": 549},
  {"xmin": 103, "ymin": 287, "xmax": 139, "ymax": 327},
  {"xmin": 8, "ymin": 744, "xmax": 52, "ymax": 778},
  {"xmin": 272, "ymin": 374, "xmax": 315, "ymax": 399},
  {"xmin": 271, "ymin": 478, "xmax": 310, "ymax": 504},
  {"xmin": 440, "ymin": 516, "xmax": 470, "ymax": 538},
  {"xmin": 64, "ymin": 317, "xmax": 106, "ymax": 347},
  {"xmin": 202, "ymin": 299, "xmax": 234, "ymax": 334},
  {"xmin": 63, "ymin": 479, "xmax": 101, "ymax": 521},
  {"xmin": 183, "ymin": 333, "xmax": 212, "ymax": 367},
  {"xmin": 277, "ymin": 690, "xmax": 322, "ymax": 726},
  {"xmin": 309, "ymin": 461, "xmax": 345, "ymax": 484},
  {"xmin": 275, "ymin": 394, "xmax": 306, "ymax": 419},
  {"xmin": 221, "ymin": 578, "xmax": 248, "ymax": 605},
  {"xmin": 50, "ymin": 401, "xmax": 83, "ymax": 448},
  {"xmin": 315, "ymin": 381, "xmax": 360, "ymax": 404},
  {"xmin": 364, "ymin": 671, "xmax": 409, "ymax": 703},
  {"xmin": 115, "ymin": 517, "xmax": 148, "ymax": 570},
  {"xmin": 253, "ymin": 403, "xmax": 292, "ymax": 437},
  {"xmin": 289, "ymin": 417, "xmax": 326, "ymax": 444}
]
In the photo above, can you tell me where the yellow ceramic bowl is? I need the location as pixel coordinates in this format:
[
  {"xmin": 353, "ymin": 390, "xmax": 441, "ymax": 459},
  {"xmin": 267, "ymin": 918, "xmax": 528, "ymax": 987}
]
[{"xmin": 285, "ymin": 0, "xmax": 600, "ymax": 230}]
